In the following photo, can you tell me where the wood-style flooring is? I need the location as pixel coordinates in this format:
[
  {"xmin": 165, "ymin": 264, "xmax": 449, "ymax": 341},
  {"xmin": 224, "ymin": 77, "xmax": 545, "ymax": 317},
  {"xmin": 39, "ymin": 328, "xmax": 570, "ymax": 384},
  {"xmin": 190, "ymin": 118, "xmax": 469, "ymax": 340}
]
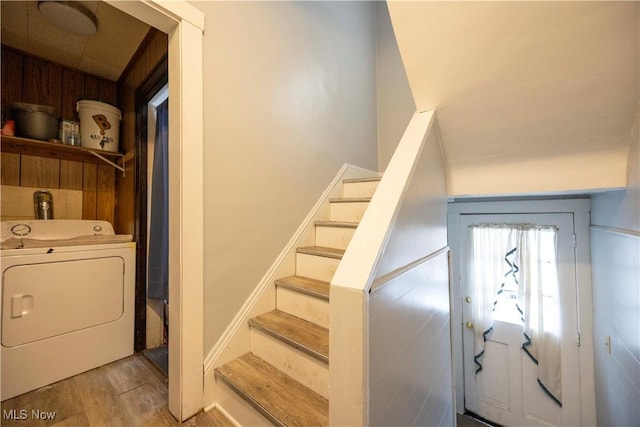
[
  {"xmin": 1, "ymin": 353, "xmax": 233, "ymax": 427},
  {"xmin": 1, "ymin": 349, "xmax": 498, "ymax": 427},
  {"xmin": 457, "ymin": 413, "xmax": 495, "ymax": 427}
]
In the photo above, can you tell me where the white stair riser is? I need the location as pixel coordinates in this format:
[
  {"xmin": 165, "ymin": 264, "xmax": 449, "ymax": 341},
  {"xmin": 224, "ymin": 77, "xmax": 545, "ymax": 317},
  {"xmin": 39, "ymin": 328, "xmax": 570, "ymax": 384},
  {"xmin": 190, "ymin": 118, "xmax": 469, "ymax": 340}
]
[
  {"xmin": 276, "ymin": 286, "xmax": 329, "ymax": 328},
  {"xmin": 343, "ymin": 181, "xmax": 379, "ymax": 198},
  {"xmin": 329, "ymin": 202, "xmax": 369, "ymax": 222},
  {"xmin": 216, "ymin": 378, "xmax": 273, "ymax": 426},
  {"xmin": 250, "ymin": 329, "xmax": 329, "ymax": 399},
  {"xmin": 315, "ymin": 225, "xmax": 356, "ymax": 250},
  {"xmin": 296, "ymin": 253, "xmax": 340, "ymax": 282}
]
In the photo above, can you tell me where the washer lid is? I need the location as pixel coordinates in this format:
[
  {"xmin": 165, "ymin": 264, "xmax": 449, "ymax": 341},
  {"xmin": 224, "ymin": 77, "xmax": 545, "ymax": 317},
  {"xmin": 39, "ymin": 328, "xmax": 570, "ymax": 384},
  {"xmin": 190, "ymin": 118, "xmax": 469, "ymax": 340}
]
[{"xmin": 1, "ymin": 220, "xmax": 115, "ymax": 240}]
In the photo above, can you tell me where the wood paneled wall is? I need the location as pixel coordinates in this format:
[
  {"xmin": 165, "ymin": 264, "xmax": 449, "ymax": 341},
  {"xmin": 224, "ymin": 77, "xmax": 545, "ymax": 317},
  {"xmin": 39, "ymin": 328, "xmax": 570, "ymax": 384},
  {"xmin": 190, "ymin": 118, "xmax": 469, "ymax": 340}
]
[
  {"xmin": 0, "ymin": 153, "xmax": 118, "ymax": 226},
  {"xmin": 0, "ymin": 155, "xmax": 115, "ymax": 223},
  {"xmin": 1, "ymin": 28, "xmax": 167, "ymax": 229},
  {"xmin": 1, "ymin": 45, "xmax": 117, "ymax": 123},
  {"xmin": 1, "ymin": 46, "xmax": 117, "ymax": 223},
  {"xmin": 116, "ymin": 29, "xmax": 168, "ymax": 235}
]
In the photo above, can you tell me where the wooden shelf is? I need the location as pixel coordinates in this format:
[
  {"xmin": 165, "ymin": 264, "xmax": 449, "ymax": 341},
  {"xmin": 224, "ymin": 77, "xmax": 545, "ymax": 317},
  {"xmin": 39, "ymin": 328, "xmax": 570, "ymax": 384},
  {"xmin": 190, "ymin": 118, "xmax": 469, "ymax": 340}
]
[{"xmin": 1, "ymin": 135, "xmax": 125, "ymax": 174}]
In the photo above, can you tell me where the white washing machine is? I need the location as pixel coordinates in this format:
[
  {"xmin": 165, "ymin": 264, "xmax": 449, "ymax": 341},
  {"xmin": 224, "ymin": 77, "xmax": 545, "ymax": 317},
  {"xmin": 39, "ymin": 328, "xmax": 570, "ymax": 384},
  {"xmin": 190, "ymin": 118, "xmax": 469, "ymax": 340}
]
[{"xmin": 1, "ymin": 220, "xmax": 135, "ymax": 400}]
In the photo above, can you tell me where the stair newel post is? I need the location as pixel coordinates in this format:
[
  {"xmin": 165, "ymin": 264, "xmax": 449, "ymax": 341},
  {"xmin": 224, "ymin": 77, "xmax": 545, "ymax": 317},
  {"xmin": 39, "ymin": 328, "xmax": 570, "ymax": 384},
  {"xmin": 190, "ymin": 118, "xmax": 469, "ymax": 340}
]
[{"xmin": 329, "ymin": 284, "xmax": 370, "ymax": 425}]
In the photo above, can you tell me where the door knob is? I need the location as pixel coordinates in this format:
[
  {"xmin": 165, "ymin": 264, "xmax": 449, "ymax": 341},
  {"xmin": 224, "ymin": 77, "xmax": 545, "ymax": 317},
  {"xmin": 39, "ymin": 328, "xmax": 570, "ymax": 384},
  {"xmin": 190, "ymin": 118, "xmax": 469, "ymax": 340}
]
[
  {"xmin": 465, "ymin": 296, "xmax": 472, "ymax": 304},
  {"xmin": 465, "ymin": 321, "xmax": 474, "ymax": 330}
]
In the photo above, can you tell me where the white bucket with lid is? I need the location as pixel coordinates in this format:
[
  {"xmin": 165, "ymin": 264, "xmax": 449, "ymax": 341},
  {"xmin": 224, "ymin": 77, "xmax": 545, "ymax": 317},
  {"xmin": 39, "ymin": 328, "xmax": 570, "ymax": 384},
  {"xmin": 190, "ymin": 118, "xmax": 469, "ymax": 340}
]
[{"xmin": 76, "ymin": 100, "xmax": 121, "ymax": 152}]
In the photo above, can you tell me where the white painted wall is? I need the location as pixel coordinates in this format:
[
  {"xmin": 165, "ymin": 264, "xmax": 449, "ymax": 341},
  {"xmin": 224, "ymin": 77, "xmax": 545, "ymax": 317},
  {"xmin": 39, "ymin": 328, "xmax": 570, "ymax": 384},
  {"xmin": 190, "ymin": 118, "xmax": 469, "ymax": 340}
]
[
  {"xmin": 368, "ymin": 122, "xmax": 450, "ymax": 426},
  {"xmin": 330, "ymin": 112, "xmax": 452, "ymax": 425},
  {"xmin": 189, "ymin": 1, "xmax": 378, "ymax": 355},
  {"xmin": 591, "ymin": 114, "xmax": 640, "ymax": 232},
  {"xmin": 373, "ymin": 128, "xmax": 447, "ymax": 280},
  {"xmin": 590, "ymin": 229, "xmax": 640, "ymax": 426},
  {"xmin": 369, "ymin": 252, "xmax": 451, "ymax": 426},
  {"xmin": 590, "ymin": 89, "xmax": 640, "ymax": 426},
  {"xmin": 375, "ymin": 2, "xmax": 416, "ymax": 172}
]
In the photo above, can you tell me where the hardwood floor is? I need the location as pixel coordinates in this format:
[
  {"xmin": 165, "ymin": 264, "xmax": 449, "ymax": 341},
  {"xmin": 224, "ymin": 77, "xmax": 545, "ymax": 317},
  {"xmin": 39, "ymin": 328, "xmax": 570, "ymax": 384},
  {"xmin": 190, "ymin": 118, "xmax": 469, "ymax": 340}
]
[{"xmin": 1, "ymin": 354, "xmax": 233, "ymax": 427}]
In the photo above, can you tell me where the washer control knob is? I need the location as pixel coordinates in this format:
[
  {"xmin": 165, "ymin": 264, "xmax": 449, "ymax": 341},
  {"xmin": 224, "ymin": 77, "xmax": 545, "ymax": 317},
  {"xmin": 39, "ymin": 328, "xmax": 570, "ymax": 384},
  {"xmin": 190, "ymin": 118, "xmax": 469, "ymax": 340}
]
[
  {"xmin": 11, "ymin": 224, "xmax": 31, "ymax": 237},
  {"xmin": 93, "ymin": 225, "xmax": 103, "ymax": 233}
]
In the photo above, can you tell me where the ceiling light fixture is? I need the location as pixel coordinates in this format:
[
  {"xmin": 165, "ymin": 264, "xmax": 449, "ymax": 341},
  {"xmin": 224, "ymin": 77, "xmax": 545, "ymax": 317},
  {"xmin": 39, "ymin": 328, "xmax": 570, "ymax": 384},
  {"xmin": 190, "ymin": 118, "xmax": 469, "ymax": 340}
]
[{"xmin": 38, "ymin": 1, "xmax": 97, "ymax": 36}]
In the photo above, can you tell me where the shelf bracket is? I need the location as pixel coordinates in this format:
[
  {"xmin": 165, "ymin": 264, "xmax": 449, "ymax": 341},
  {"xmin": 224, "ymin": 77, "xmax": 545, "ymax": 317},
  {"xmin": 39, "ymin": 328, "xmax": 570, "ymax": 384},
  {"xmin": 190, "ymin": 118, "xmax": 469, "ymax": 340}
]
[{"xmin": 88, "ymin": 150, "xmax": 125, "ymax": 176}]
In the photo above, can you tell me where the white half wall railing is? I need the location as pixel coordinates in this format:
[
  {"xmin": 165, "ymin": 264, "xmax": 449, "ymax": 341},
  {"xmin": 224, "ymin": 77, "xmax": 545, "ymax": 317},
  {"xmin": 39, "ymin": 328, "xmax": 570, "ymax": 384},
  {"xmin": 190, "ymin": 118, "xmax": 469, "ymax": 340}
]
[{"xmin": 330, "ymin": 110, "xmax": 453, "ymax": 425}]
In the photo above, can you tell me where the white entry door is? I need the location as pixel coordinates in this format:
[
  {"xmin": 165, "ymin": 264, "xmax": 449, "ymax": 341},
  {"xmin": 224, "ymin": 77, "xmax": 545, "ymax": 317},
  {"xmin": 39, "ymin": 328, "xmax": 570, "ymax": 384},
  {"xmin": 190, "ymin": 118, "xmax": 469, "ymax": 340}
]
[{"xmin": 461, "ymin": 213, "xmax": 582, "ymax": 426}]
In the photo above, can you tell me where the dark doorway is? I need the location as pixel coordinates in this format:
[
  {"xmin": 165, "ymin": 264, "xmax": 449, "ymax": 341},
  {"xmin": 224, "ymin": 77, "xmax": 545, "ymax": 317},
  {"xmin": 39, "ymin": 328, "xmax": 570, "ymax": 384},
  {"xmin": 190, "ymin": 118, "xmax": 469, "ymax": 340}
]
[{"xmin": 134, "ymin": 55, "xmax": 168, "ymax": 357}]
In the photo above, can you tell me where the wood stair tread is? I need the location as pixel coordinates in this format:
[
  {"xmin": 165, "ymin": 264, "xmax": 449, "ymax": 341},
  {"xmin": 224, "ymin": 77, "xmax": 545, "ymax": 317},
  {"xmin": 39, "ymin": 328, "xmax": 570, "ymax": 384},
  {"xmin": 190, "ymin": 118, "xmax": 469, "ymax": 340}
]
[
  {"xmin": 329, "ymin": 197, "xmax": 372, "ymax": 203},
  {"xmin": 215, "ymin": 353, "xmax": 328, "ymax": 427},
  {"xmin": 275, "ymin": 275, "xmax": 330, "ymax": 300},
  {"xmin": 314, "ymin": 220, "xmax": 359, "ymax": 229},
  {"xmin": 249, "ymin": 310, "xmax": 329, "ymax": 362},
  {"xmin": 343, "ymin": 176, "xmax": 381, "ymax": 183},
  {"xmin": 297, "ymin": 245, "xmax": 345, "ymax": 259}
]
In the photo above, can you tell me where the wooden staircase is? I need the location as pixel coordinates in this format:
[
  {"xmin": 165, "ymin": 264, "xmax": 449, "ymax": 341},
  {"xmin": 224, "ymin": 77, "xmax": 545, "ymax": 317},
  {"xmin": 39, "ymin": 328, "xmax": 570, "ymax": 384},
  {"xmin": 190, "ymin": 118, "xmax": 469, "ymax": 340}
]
[{"xmin": 214, "ymin": 176, "xmax": 380, "ymax": 426}]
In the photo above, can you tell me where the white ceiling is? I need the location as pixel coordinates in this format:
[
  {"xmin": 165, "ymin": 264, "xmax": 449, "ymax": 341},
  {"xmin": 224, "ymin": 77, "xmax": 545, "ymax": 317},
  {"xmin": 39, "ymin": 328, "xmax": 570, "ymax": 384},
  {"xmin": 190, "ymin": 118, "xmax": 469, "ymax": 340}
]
[
  {"xmin": 388, "ymin": 1, "xmax": 639, "ymax": 196},
  {"xmin": 1, "ymin": 1, "xmax": 149, "ymax": 81}
]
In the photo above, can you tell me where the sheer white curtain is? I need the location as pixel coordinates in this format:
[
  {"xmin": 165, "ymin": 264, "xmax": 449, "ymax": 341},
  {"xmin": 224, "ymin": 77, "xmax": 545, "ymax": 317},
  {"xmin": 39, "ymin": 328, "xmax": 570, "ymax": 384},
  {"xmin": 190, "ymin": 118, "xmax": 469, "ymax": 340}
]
[
  {"xmin": 468, "ymin": 225, "xmax": 519, "ymax": 372},
  {"xmin": 518, "ymin": 226, "xmax": 562, "ymax": 406},
  {"xmin": 469, "ymin": 224, "xmax": 562, "ymax": 406}
]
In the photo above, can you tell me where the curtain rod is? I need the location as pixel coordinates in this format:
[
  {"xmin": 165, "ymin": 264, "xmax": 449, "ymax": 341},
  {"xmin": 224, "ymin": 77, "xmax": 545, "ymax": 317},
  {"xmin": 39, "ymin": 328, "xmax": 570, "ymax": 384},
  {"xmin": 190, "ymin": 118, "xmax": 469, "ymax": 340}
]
[{"xmin": 468, "ymin": 223, "xmax": 558, "ymax": 231}]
